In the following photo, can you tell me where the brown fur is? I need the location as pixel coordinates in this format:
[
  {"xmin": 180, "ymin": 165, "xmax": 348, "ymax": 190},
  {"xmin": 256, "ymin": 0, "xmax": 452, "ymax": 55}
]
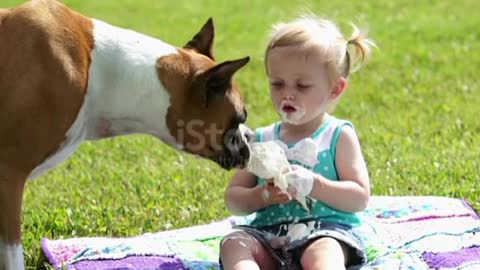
[
  {"xmin": 0, "ymin": 0, "xmax": 93, "ymax": 245},
  {"xmin": 157, "ymin": 49, "xmax": 246, "ymax": 157}
]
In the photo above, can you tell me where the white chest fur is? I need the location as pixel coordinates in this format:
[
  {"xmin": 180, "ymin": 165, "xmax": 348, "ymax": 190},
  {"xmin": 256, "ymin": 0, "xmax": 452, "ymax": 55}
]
[{"xmin": 28, "ymin": 19, "xmax": 179, "ymax": 179}]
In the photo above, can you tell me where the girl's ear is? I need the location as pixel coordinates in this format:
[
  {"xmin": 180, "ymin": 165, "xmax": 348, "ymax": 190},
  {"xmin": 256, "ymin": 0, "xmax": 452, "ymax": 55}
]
[{"xmin": 331, "ymin": 77, "xmax": 347, "ymax": 99}]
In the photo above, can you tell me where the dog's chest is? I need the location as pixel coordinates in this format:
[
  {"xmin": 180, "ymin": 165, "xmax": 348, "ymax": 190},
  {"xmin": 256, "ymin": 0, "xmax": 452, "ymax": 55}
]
[{"xmin": 28, "ymin": 99, "xmax": 89, "ymax": 179}]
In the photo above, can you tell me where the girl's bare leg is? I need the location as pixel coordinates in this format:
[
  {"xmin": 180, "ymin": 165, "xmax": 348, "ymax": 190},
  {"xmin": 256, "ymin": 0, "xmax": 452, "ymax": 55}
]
[
  {"xmin": 220, "ymin": 231, "xmax": 277, "ymax": 270},
  {"xmin": 300, "ymin": 237, "xmax": 350, "ymax": 270}
]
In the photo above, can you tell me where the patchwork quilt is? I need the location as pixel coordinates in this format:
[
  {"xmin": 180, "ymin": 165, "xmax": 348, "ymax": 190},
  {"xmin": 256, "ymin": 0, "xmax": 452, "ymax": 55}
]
[{"xmin": 42, "ymin": 196, "xmax": 480, "ymax": 269}]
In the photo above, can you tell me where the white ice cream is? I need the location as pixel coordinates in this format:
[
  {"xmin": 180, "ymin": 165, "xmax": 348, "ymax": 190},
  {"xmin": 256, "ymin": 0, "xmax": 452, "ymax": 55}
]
[
  {"xmin": 246, "ymin": 141, "xmax": 290, "ymax": 193},
  {"xmin": 246, "ymin": 140, "xmax": 313, "ymax": 211}
]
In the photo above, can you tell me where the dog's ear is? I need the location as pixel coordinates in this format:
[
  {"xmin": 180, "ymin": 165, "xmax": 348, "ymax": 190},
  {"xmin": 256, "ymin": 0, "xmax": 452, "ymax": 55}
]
[
  {"xmin": 203, "ymin": 57, "xmax": 250, "ymax": 107},
  {"xmin": 184, "ymin": 18, "xmax": 215, "ymax": 60}
]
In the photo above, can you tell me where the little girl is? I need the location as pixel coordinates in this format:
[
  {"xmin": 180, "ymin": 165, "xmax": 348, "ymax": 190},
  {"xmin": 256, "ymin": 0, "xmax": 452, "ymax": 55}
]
[{"xmin": 220, "ymin": 15, "xmax": 375, "ymax": 270}]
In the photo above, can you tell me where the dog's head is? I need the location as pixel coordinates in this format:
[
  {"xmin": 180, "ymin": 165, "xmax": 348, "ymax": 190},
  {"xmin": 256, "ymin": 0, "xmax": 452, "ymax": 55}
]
[{"xmin": 157, "ymin": 18, "xmax": 252, "ymax": 169}]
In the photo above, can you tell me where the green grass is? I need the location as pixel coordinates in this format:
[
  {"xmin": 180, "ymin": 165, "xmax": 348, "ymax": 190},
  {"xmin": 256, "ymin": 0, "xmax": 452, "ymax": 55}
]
[{"xmin": 2, "ymin": 0, "xmax": 479, "ymax": 269}]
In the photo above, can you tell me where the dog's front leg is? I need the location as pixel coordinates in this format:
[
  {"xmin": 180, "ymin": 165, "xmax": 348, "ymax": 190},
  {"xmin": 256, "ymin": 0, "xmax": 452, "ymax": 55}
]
[{"xmin": 0, "ymin": 171, "xmax": 27, "ymax": 270}]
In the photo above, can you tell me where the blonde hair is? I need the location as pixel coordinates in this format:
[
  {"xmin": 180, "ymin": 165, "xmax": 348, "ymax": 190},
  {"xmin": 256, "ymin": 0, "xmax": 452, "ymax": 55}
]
[{"xmin": 265, "ymin": 15, "xmax": 376, "ymax": 86}]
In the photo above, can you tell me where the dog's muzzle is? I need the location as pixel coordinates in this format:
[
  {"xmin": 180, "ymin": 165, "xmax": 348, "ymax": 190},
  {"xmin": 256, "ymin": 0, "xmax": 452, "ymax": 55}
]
[{"xmin": 212, "ymin": 124, "xmax": 254, "ymax": 169}]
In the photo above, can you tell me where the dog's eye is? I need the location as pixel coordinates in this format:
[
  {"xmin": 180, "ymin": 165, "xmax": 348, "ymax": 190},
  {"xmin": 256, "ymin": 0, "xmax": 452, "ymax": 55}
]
[
  {"xmin": 241, "ymin": 108, "xmax": 247, "ymax": 123},
  {"xmin": 230, "ymin": 109, "xmax": 247, "ymax": 128}
]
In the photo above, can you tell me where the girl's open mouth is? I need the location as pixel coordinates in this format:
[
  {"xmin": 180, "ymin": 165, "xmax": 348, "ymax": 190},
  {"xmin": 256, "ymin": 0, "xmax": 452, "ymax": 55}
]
[
  {"xmin": 282, "ymin": 105, "xmax": 297, "ymax": 113},
  {"xmin": 278, "ymin": 101, "xmax": 305, "ymax": 124}
]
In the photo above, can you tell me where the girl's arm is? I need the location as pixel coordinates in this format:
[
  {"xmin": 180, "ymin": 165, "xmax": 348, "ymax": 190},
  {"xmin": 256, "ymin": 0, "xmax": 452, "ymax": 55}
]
[
  {"xmin": 310, "ymin": 125, "xmax": 370, "ymax": 212},
  {"xmin": 224, "ymin": 169, "xmax": 270, "ymax": 216}
]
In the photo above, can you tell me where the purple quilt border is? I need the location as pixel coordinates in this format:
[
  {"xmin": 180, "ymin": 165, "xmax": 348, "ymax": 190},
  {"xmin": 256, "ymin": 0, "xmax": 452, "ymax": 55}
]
[
  {"xmin": 41, "ymin": 237, "xmax": 61, "ymax": 268},
  {"xmin": 69, "ymin": 255, "xmax": 186, "ymax": 270},
  {"xmin": 423, "ymin": 245, "xmax": 480, "ymax": 269}
]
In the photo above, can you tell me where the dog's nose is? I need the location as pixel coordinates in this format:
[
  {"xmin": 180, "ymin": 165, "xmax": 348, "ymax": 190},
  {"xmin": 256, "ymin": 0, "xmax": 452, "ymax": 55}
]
[{"xmin": 239, "ymin": 124, "xmax": 254, "ymax": 143}]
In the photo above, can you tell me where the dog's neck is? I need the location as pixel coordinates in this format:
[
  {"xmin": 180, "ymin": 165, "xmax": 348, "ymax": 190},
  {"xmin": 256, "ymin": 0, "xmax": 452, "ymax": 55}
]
[
  {"xmin": 27, "ymin": 19, "xmax": 184, "ymax": 179},
  {"xmin": 84, "ymin": 19, "xmax": 180, "ymax": 147}
]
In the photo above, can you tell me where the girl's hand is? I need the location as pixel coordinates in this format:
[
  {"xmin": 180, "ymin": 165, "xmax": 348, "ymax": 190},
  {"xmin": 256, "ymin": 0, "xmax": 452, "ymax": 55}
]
[
  {"xmin": 262, "ymin": 180, "xmax": 292, "ymax": 205},
  {"xmin": 283, "ymin": 164, "xmax": 315, "ymax": 197}
]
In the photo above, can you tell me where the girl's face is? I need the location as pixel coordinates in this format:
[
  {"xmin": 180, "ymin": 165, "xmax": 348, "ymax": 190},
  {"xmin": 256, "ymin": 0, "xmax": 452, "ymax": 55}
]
[{"xmin": 267, "ymin": 46, "xmax": 335, "ymax": 126}]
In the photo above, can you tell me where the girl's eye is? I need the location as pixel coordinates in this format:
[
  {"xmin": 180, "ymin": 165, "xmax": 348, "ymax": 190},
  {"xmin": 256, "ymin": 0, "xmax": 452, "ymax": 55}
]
[
  {"xmin": 297, "ymin": 84, "xmax": 311, "ymax": 90},
  {"xmin": 270, "ymin": 82, "xmax": 284, "ymax": 88}
]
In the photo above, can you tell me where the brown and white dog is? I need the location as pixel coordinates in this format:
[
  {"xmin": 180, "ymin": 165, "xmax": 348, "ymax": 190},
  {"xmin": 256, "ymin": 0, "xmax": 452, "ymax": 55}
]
[{"xmin": 0, "ymin": 0, "xmax": 253, "ymax": 269}]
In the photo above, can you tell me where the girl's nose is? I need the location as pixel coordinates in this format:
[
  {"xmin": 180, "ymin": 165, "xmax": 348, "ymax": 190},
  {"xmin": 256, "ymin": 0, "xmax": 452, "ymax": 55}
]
[{"xmin": 283, "ymin": 88, "xmax": 295, "ymax": 100}]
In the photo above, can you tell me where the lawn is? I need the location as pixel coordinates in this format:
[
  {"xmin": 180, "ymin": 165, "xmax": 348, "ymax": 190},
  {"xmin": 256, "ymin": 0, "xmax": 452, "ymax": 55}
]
[{"xmin": 1, "ymin": 0, "xmax": 479, "ymax": 269}]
